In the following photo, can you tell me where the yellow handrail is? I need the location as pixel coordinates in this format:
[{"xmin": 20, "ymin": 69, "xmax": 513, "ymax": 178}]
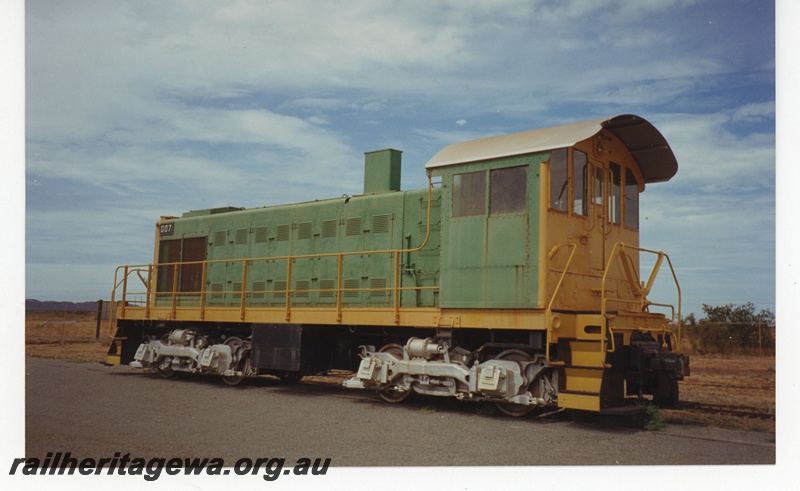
[
  {"xmin": 600, "ymin": 243, "xmax": 682, "ymax": 351},
  {"xmin": 544, "ymin": 240, "xmax": 576, "ymax": 363},
  {"xmin": 107, "ymin": 265, "xmax": 149, "ymax": 338}
]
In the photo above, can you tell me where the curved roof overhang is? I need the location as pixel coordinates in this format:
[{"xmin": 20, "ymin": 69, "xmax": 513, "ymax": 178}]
[{"xmin": 424, "ymin": 114, "xmax": 678, "ymax": 184}]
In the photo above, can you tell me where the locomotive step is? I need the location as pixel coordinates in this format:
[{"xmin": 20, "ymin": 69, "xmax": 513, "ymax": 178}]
[
  {"xmin": 561, "ymin": 365, "xmax": 604, "ymax": 394},
  {"xmin": 557, "ymin": 390, "xmax": 602, "ymax": 412},
  {"xmin": 556, "ymin": 338, "xmax": 606, "ymax": 367}
]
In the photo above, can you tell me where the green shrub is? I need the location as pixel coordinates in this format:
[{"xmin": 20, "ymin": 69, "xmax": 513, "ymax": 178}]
[{"xmin": 644, "ymin": 405, "xmax": 665, "ymax": 431}]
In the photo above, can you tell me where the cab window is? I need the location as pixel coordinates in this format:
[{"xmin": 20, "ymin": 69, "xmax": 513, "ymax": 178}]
[
  {"xmin": 549, "ymin": 149, "xmax": 568, "ymax": 211},
  {"xmin": 610, "ymin": 162, "xmax": 622, "ymax": 225},
  {"xmin": 624, "ymin": 168, "xmax": 639, "ymax": 229},
  {"xmin": 573, "ymin": 150, "xmax": 588, "ymax": 216},
  {"xmin": 491, "ymin": 166, "xmax": 527, "ymax": 214},
  {"xmin": 452, "ymin": 170, "xmax": 486, "ymax": 217}
]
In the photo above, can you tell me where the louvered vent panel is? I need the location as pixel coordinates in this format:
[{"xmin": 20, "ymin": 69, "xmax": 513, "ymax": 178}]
[
  {"xmin": 319, "ymin": 279, "xmax": 335, "ymax": 298},
  {"xmin": 370, "ymin": 277, "xmax": 388, "ymax": 297},
  {"xmin": 254, "ymin": 227, "xmax": 269, "ymax": 243},
  {"xmin": 214, "ymin": 231, "xmax": 227, "ymax": 247},
  {"xmin": 235, "ymin": 228, "xmax": 249, "ymax": 245},
  {"xmin": 321, "ymin": 220, "xmax": 337, "ymax": 238},
  {"xmin": 298, "ymin": 222, "xmax": 312, "ymax": 240},
  {"xmin": 343, "ymin": 278, "xmax": 360, "ymax": 298},
  {"xmin": 295, "ymin": 280, "xmax": 310, "ymax": 297},
  {"xmin": 211, "ymin": 283, "xmax": 223, "ymax": 299},
  {"xmin": 252, "ymin": 281, "xmax": 266, "ymax": 299},
  {"xmin": 372, "ymin": 214, "xmax": 390, "ymax": 233},
  {"xmin": 276, "ymin": 224, "xmax": 291, "ymax": 242},
  {"xmin": 273, "ymin": 281, "xmax": 287, "ymax": 300},
  {"xmin": 346, "ymin": 217, "xmax": 362, "ymax": 236}
]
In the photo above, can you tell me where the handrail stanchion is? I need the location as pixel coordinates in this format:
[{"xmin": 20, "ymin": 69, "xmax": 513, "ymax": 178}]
[
  {"xmin": 393, "ymin": 251, "xmax": 401, "ymax": 324},
  {"xmin": 336, "ymin": 253, "xmax": 343, "ymax": 323},
  {"xmin": 145, "ymin": 264, "xmax": 152, "ymax": 318},
  {"xmin": 285, "ymin": 256, "xmax": 293, "ymax": 322},
  {"xmin": 170, "ymin": 263, "xmax": 179, "ymax": 319},
  {"xmin": 120, "ymin": 265, "xmax": 129, "ymax": 318},
  {"xmin": 240, "ymin": 259, "xmax": 248, "ymax": 321},
  {"xmin": 200, "ymin": 261, "xmax": 207, "ymax": 320}
]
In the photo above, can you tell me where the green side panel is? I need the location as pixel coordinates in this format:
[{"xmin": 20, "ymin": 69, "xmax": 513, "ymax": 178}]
[
  {"xmin": 400, "ymin": 188, "xmax": 442, "ymax": 308},
  {"xmin": 436, "ymin": 154, "xmax": 544, "ymax": 309},
  {"xmin": 486, "ymin": 214, "xmax": 531, "ymax": 306},
  {"xmin": 441, "ymin": 215, "xmax": 486, "ymax": 306}
]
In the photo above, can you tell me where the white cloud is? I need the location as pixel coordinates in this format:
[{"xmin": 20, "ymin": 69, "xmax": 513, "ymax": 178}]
[
  {"xmin": 732, "ymin": 101, "xmax": 776, "ymax": 122},
  {"xmin": 655, "ymin": 110, "xmax": 775, "ymax": 190}
]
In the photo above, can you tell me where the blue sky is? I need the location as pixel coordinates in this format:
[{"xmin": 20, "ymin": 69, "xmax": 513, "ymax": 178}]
[{"xmin": 20, "ymin": 0, "xmax": 777, "ymax": 319}]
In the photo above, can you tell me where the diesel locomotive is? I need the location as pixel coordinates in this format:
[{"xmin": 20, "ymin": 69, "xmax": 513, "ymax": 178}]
[{"xmin": 107, "ymin": 114, "xmax": 689, "ymax": 415}]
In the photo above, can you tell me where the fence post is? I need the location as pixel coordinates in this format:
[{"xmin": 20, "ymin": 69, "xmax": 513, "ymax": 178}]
[
  {"xmin": 95, "ymin": 299, "xmax": 103, "ymax": 339},
  {"xmin": 758, "ymin": 321, "xmax": 762, "ymax": 357}
]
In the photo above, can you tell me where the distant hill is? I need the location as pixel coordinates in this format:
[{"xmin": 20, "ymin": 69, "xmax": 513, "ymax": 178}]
[{"xmin": 26, "ymin": 299, "xmax": 101, "ymax": 312}]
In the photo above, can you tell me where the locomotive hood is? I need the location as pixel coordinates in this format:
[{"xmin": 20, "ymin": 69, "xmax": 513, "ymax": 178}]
[{"xmin": 424, "ymin": 114, "xmax": 678, "ymax": 184}]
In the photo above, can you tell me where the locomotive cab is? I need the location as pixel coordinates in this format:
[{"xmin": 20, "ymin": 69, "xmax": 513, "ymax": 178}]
[{"xmin": 425, "ymin": 114, "xmax": 686, "ymax": 410}]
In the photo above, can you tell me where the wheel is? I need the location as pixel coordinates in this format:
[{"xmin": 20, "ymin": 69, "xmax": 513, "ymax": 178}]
[
  {"xmin": 222, "ymin": 336, "xmax": 249, "ymax": 386},
  {"xmin": 494, "ymin": 349, "xmax": 536, "ymax": 417},
  {"xmin": 155, "ymin": 358, "xmax": 175, "ymax": 378},
  {"xmin": 378, "ymin": 343, "xmax": 411, "ymax": 403},
  {"xmin": 222, "ymin": 351, "xmax": 251, "ymax": 386},
  {"xmin": 224, "ymin": 336, "xmax": 243, "ymax": 352},
  {"xmin": 153, "ymin": 334, "xmax": 175, "ymax": 378}
]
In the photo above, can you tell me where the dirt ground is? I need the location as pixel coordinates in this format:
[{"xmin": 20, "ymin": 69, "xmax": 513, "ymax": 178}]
[
  {"xmin": 660, "ymin": 355, "xmax": 775, "ymax": 433},
  {"xmin": 25, "ymin": 310, "xmax": 112, "ymax": 363},
  {"xmin": 25, "ymin": 311, "xmax": 776, "ymax": 433}
]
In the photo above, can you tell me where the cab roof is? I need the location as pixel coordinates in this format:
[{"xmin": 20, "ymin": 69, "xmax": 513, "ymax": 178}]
[{"xmin": 424, "ymin": 114, "xmax": 678, "ymax": 183}]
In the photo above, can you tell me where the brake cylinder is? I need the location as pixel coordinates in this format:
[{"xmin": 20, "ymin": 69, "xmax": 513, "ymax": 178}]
[{"xmin": 405, "ymin": 337, "xmax": 445, "ymax": 359}]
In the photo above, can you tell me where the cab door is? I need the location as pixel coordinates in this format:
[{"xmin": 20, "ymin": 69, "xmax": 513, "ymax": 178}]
[
  {"xmin": 587, "ymin": 161, "xmax": 606, "ymax": 271},
  {"xmin": 586, "ymin": 158, "xmax": 626, "ymax": 273}
]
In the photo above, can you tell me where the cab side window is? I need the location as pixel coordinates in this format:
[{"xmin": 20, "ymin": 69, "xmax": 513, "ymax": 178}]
[
  {"xmin": 549, "ymin": 149, "xmax": 568, "ymax": 211},
  {"xmin": 610, "ymin": 162, "xmax": 622, "ymax": 225},
  {"xmin": 452, "ymin": 170, "xmax": 486, "ymax": 217},
  {"xmin": 573, "ymin": 150, "xmax": 588, "ymax": 216},
  {"xmin": 491, "ymin": 166, "xmax": 527, "ymax": 215},
  {"xmin": 624, "ymin": 168, "xmax": 639, "ymax": 229}
]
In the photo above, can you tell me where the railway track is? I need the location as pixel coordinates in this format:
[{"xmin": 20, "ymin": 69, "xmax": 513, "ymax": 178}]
[{"xmin": 671, "ymin": 400, "xmax": 775, "ymax": 421}]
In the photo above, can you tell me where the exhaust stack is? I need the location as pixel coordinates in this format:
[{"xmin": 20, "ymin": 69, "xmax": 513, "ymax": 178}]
[{"xmin": 363, "ymin": 149, "xmax": 402, "ymax": 194}]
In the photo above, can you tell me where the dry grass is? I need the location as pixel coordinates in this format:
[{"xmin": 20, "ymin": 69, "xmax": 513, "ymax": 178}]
[
  {"xmin": 661, "ymin": 355, "xmax": 775, "ymax": 433},
  {"xmin": 25, "ymin": 310, "xmax": 112, "ymax": 364},
  {"xmin": 25, "ymin": 312, "xmax": 776, "ymax": 432}
]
